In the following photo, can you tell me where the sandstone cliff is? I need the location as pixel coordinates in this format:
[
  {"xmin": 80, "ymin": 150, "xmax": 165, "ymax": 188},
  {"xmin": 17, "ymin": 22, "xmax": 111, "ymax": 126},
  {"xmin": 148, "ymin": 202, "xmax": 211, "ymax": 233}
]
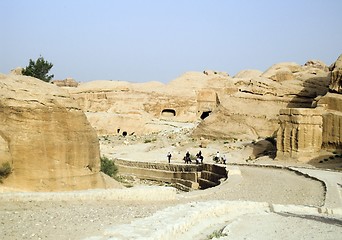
[
  {"xmin": 274, "ymin": 55, "xmax": 342, "ymax": 162},
  {"xmin": 0, "ymin": 74, "xmax": 115, "ymax": 191},
  {"xmin": 328, "ymin": 54, "xmax": 342, "ymax": 93},
  {"xmin": 68, "ymin": 71, "xmax": 233, "ymax": 135},
  {"xmin": 67, "ymin": 60, "xmax": 330, "ymax": 141},
  {"xmin": 192, "ymin": 61, "xmax": 330, "ymax": 140}
]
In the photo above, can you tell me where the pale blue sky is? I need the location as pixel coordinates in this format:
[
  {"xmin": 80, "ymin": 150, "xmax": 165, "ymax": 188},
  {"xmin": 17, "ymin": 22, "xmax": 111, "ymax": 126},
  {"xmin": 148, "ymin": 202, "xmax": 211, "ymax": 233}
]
[{"xmin": 1, "ymin": 0, "xmax": 341, "ymax": 83}]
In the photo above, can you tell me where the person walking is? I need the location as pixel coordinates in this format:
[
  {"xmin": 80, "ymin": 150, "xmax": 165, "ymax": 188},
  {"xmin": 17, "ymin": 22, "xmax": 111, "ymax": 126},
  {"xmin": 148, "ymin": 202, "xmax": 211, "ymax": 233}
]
[{"xmin": 167, "ymin": 152, "xmax": 172, "ymax": 164}]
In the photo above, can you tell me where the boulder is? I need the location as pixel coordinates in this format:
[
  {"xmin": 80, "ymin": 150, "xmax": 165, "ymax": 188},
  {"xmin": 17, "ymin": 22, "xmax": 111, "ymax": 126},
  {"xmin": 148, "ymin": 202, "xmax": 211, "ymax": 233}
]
[
  {"xmin": 10, "ymin": 67, "xmax": 23, "ymax": 75},
  {"xmin": 243, "ymin": 140, "xmax": 276, "ymax": 160},
  {"xmin": 0, "ymin": 74, "xmax": 115, "ymax": 191}
]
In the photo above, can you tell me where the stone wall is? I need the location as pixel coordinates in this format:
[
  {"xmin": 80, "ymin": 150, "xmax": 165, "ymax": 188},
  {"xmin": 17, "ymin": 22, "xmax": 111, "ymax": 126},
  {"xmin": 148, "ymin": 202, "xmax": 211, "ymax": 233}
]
[
  {"xmin": 276, "ymin": 108, "xmax": 323, "ymax": 162},
  {"xmin": 114, "ymin": 159, "xmax": 227, "ymax": 191}
]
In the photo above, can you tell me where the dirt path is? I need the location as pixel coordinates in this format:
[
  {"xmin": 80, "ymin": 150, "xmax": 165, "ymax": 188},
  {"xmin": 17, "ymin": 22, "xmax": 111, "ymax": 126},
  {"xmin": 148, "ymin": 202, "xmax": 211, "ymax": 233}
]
[{"xmin": 0, "ymin": 165, "xmax": 327, "ymax": 240}]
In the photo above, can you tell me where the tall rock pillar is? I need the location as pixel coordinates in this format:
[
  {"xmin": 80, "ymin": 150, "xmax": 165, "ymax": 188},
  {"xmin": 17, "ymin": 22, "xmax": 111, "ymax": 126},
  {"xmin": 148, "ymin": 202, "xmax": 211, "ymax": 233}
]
[{"xmin": 276, "ymin": 108, "xmax": 322, "ymax": 162}]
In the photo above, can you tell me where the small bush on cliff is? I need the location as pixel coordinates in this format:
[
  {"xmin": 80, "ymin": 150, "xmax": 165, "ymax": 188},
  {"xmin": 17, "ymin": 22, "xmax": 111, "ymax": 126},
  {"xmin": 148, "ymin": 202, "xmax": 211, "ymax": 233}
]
[
  {"xmin": 100, "ymin": 156, "xmax": 118, "ymax": 178},
  {"xmin": 22, "ymin": 56, "xmax": 54, "ymax": 82},
  {"xmin": 0, "ymin": 162, "xmax": 12, "ymax": 183}
]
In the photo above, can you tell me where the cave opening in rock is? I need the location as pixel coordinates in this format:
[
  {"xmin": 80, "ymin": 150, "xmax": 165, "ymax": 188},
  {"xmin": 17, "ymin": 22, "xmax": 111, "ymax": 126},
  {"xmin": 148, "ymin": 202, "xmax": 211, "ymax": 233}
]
[
  {"xmin": 161, "ymin": 109, "xmax": 176, "ymax": 117},
  {"xmin": 122, "ymin": 131, "xmax": 127, "ymax": 137},
  {"xmin": 200, "ymin": 111, "xmax": 212, "ymax": 120}
]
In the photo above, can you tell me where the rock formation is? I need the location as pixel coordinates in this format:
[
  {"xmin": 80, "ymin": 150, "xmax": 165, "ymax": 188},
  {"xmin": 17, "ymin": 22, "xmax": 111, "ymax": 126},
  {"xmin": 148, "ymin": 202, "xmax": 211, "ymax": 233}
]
[
  {"xmin": 0, "ymin": 74, "xmax": 114, "ymax": 191},
  {"xmin": 328, "ymin": 54, "xmax": 342, "ymax": 93},
  {"xmin": 10, "ymin": 67, "xmax": 23, "ymax": 75},
  {"xmin": 275, "ymin": 54, "xmax": 342, "ymax": 162},
  {"xmin": 67, "ymin": 72, "xmax": 233, "ymax": 135},
  {"xmin": 51, "ymin": 78, "xmax": 79, "ymax": 87},
  {"xmin": 318, "ymin": 92, "xmax": 342, "ymax": 150},
  {"xmin": 276, "ymin": 108, "xmax": 323, "ymax": 162},
  {"xmin": 193, "ymin": 61, "xmax": 330, "ymax": 140},
  {"xmin": 65, "ymin": 60, "xmax": 331, "ymax": 142}
]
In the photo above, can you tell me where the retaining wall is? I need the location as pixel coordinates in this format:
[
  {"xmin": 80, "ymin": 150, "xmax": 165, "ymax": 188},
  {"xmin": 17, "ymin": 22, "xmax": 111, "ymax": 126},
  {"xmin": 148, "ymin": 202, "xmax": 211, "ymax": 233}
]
[{"xmin": 114, "ymin": 159, "xmax": 228, "ymax": 191}]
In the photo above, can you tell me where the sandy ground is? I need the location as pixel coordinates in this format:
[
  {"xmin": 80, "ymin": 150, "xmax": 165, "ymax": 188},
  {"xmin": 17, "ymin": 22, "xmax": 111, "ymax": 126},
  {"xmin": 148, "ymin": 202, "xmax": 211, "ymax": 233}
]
[
  {"xmin": 0, "ymin": 165, "xmax": 330, "ymax": 240},
  {"xmin": 0, "ymin": 131, "xmax": 341, "ymax": 240}
]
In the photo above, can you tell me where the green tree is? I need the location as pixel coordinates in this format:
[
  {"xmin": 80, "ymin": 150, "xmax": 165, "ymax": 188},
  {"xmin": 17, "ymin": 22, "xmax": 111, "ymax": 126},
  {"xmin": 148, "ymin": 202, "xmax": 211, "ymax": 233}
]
[
  {"xmin": 100, "ymin": 156, "xmax": 118, "ymax": 178},
  {"xmin": 22, "ymin": 56, "xmax": 54, "ymax": 82}
]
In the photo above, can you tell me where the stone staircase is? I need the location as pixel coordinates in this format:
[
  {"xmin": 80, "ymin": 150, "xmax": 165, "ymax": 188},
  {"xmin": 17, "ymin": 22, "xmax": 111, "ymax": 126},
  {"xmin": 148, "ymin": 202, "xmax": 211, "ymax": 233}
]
[{"xmin": 198, "ymin": 164, "xmax": 228, "ymax": 189}]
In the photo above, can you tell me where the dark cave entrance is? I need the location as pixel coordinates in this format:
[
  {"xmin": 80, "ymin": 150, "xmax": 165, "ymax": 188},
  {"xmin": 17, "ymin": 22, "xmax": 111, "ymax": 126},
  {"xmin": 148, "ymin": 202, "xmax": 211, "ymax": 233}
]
[
  {"xmin": 200, "ymin": 111, "xmax": 211, "ymax": 120},
  {"xmin": 161, "ymin": 109, "xmax": 176, "ymax": 117}
]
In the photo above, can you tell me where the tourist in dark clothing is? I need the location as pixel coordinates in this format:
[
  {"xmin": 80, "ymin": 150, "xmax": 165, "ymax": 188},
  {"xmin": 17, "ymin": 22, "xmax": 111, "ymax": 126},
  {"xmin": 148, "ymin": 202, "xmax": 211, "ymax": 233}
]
[{"xmin": 167, "ymin": 152, "xmax": 172, "ymax": 163}]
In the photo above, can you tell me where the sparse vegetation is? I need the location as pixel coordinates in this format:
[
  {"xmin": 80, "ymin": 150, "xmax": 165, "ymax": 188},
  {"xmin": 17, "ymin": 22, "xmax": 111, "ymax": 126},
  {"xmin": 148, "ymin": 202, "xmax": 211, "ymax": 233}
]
[
  {"xmin": 22, "ymin": 56, "xmax": 54, "ymax": 82},
  {"xmin": 144, "ymin": 138, "xmax": 157, "ymax": 143},
  {"xmin": 207, "ymin": 228, "xmax": 227, "ymax": 239},
  {"xmin": 100, "ymin": 156, "xmax": 118, "ymax": 178},
  {"xmin": 0, "ymin": 162, "xmax": 12, "ymax": 183}
]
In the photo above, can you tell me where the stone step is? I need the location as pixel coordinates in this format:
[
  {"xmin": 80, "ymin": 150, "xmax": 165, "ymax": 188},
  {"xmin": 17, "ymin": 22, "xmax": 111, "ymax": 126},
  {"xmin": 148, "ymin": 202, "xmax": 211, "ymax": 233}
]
[
  {"xmin": 173, "ymin": 178, "xmax": 199, "ymax": 190},
  {"xmin": 173, "ymin": 183, "xmax": 192, "ymax": 192},
  {"xmin": 198, "ymin": 178, "xmax": 217, "ymax": 189},
  {"xmin": 201, "ymin": 164, "xmax": 228, "ymax": 177},
  {"xmin": 200, "ymin": 170, "xmax": 226, "ymax": 183}
]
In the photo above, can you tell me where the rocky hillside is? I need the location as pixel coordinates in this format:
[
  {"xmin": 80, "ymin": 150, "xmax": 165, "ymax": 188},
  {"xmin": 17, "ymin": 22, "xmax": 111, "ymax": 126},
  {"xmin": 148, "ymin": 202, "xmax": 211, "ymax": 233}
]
[{"xmin": 68, "ymin": 59, "xmax": 331, "ymax": 141}]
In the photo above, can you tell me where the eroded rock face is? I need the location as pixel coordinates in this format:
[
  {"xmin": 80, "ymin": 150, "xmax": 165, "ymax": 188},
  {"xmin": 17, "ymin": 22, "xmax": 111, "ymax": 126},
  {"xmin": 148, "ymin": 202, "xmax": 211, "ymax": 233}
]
[
  {"xmin": 67, "ymin": 59, "xmax": 331, "ymax": 141},
  {"xmin": 276, "ymin": 108, "xmax": 323, "ymax": 162},
  {"xmin": 68, "ymin": 72, "xmax": 233, "ymax": 135},
  {"xmin": 317, "ymin": 92, "xmax": 342, "ymax": 150},
  {"xmin": 328, "ymin": 54, "xmax": 342, "ymax": 93},
  {"xmin": 0, "ymin": 74, "xmax": 109, "ymax": 191},
  {"xmin": 193, "ymin": 60, "xmax": 330, "ymax": 140},
  {"xmin": 274, "ymin": 55, "xmax": 342, "ymax": 162}
]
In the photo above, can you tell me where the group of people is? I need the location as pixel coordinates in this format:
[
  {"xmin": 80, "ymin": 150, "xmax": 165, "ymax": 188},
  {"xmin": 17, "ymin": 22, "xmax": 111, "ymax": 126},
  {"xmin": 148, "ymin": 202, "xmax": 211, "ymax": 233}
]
[
  {"xmin": 182, "ymin": 150, "xmax": 203, "ymax": 164},
  {"xmin": 214, "ymin": 151, "xmax": 227, "ymax": 164},
  {"xmin": 167, "ymin": 150, "xmax": 227, "ymax": 165}
]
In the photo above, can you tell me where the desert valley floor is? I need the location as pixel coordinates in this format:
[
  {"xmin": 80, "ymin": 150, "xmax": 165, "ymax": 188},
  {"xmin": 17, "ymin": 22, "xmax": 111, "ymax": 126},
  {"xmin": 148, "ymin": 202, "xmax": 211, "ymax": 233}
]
[{"xmin": 0, "ymin": 130, "xmax": 341, "ymax": 240}]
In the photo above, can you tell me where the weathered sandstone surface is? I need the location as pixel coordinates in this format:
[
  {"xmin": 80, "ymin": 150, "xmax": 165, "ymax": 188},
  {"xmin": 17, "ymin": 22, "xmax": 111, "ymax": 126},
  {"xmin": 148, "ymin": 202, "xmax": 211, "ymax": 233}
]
[
  {"xmin": 68, "ymin": 71, "xmax": 232, "ymax": 135},
  {"xmin": 68, "ymin": 62, "xmax": 330, "ymax": 141},
  {"xmin": 51, "ymin": 77, "xmax": 79, "ymax": 87},
  {"xmin": 328, "ymin": 54, "xmax": 342, "ymax": 93},
  {"xmin": 0, "ymin": 74, "xmax": 116, "ymax": 191},
  {"xmin": 275, "ymin": 54, "xmax": 342, "ymax": 162},
  {"xmin": 192, "ymin": 61, "xmax": 330, "ymax": 140}
]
